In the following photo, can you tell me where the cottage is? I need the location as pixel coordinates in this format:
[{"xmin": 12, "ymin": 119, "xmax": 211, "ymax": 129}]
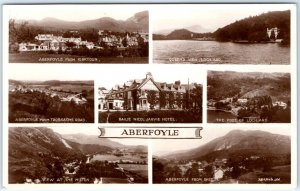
[
  {"xmin": 273, "ymin": 101, "xmax": 287, "ymax": 109},
  {"xmin": 237, "ymin": 98, "xmax": 248, "ymax": 104},
  {"xmin": 214, "ymin": 169, "xmax": 224, "ymax": 180}
]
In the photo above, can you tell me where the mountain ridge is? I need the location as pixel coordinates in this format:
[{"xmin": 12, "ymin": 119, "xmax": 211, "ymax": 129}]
[
  {"xmin": 162, "ymin": 130, "xmax": 290, "ymax": 161},
  {"xmin": 15, "ymin": 11, "xmax": 148, "ymax": 33}
]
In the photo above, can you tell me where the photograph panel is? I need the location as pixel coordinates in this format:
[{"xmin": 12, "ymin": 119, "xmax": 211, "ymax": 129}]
[
  {"xmin": 8, "ymin": 127, "xmax": 148, "ymax": 184},
  {"xmin": 8, "ymin": 66, "xmax": 95, "ymax": 123},
  {"xmin": 8, "ymin": 5, "xmax": 149, "ymax": 64},
  {"xmin": 152, "ymin": 4, "xmax": 291, "ymax": 64},
  {"xmin": 207, "ymin": 69, "xmax": 291, "ymax": 123},
  {"xmin": 152, "ymin": 127, "xmax": 291, "ymax": 184},
  {"xmin": 98, "ymin": 65, "xmax": 203, "ymax": 123}
]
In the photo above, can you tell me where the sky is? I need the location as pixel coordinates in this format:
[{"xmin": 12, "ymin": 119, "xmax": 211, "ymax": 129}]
[
  {"xmin": 153, "ymin": 126, "xmax": 291, "ymax": 156},
  {"xmin": 152, "ymin": 4, "xmax": 292, "ymax": 33},
  {"xmin": 7, "ymin": 5, "xmax": 146, "ymax": 21},
  {"xmin": 51, "ymin": 126, "xmax": 148, "ymax": 146}
]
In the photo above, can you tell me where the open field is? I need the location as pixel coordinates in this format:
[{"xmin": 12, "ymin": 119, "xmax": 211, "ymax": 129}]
[
  {"xmin": 9, "ymin": 53, "xmax": 148, "ymax": 64},
  {"xmin": 119, "ymin": 164, "xmax": 148, "ymax": 177},
  {"xmin": 91, "ymin": 154, "xmax": 146, "ymax": 163}
]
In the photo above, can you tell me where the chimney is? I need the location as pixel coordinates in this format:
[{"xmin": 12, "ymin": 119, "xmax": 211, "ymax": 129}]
[{"xmin": 146, "ymin": 72, "xmax": 153, "ymax": 79}]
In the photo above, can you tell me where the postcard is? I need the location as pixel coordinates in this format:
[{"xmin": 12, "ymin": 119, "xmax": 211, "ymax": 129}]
[
  {"xmin": 6, "ymin": 5, "xmax": 149, "ymax": 64},
  {"xmin": 1, "ymin": 3, "xmax": 297, "ymax": 190},
  {"xmin": 98, "ymin": 65, "xmax": 204, "ymax": 123}
]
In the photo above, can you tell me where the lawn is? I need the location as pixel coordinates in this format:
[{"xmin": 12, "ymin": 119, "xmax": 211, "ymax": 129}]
[
  {"xmin": 119, "ymin": 164, "xmax": 148, "ymax": 177},
  {"xmin": 9, "ymin": 53, "xmax": 148, "ymax": 63}
]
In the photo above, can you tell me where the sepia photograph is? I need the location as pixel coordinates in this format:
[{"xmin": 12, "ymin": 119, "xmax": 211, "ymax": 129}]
[
  {"xmin": 98, "ymin": 65, "xmax": 203, "ymax": 123},
  {"xmin": 207, "ymin": 68, "xmax": 291, "ymax": 123},
  {"xmin": 153, "ymin": 127, "xmax": 291, "ymax": 184},
  {"xmin": 8, "ymin": 65, "xmax": 94, "ymax": 123},
  {"xmin": 9, "ymin": 127, "xmax": 148, "ymax": 184},
  {"xmin": 7, "ymin": 5, "xmax": 148, "ymax": 63},
  {"xmin": 153, "ymin": 4, "xmax": 291, "ymax": 64}
]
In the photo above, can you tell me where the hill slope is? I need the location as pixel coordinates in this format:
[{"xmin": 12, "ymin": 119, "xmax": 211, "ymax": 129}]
[
  {"xmin": 164, "ymin": 130, "xmax": 290, "ymax": 162},
  {"xmin": 17, "ymin": 11, "xmax": 148, "ymax": 32},
  {"xmin": 213, "ymin": 10, "xmax": 290, "ymax": 42}
]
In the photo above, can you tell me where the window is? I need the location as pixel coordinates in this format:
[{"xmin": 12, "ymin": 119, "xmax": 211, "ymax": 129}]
[{"xmin": 143, "ymin": 100, "xmax": 147, "ymax": 104}]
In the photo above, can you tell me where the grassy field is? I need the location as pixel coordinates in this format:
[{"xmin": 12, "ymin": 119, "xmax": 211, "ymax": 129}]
[
  {"xmin": 49, "ymin": 85, "xmax": 94, "ymax": 93},
  {"xmin": 9, "ymin": 53, "xmax": 148, "ymax": 64},
  {"xmin": 91, "ymin": 154, "xmax": 146, "ymax": 163},
  {"xmin": 119, "ymin": 164, "xmax": 148, "ymax": 177},
  {"xmin": 238, "ymin": 165, "xmax": 291, "ymax": 183}
]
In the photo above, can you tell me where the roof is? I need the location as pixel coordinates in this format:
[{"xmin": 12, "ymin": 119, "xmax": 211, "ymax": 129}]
[{"xmin": 105, "ymin": 73, "xmax": 200, "ymax": 96}]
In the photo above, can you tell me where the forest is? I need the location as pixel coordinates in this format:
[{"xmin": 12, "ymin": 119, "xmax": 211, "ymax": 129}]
[{"xmin": 213, "ymin": 10, "xmax": 290, "ymax": 44}]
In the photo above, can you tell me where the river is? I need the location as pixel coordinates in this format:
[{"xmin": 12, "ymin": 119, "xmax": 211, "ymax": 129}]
[{"xmin": 153, "ymin": 40, "xmax": 290, "ymax": 64}]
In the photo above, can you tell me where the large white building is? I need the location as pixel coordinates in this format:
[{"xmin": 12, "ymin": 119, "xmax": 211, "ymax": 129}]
[{"xmin": 100, "ymin": 72, "xmax": 200, "ymax": 111}]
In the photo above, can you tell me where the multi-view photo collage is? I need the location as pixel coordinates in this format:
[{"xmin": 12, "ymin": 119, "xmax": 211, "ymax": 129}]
[{"xmin": 3, "ymin": 4, "xmax": 296, "ymax": 187}]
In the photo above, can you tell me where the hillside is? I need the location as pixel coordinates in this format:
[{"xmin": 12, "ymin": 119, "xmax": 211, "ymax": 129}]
[
  {"xmin": 62, "ymin": 133, "xmax": 147, "ymax": 153},
  {"xmin": 9, "ymin": 127, "xmax": 86, "ymax": 183},
  {"xmin": 16, "ymin": 11, "xmax": 148, "ymax": 33},
  {"xmin": 207, "ymin": 71, "xmax": 291, "ymax": 103},
  {"xmin": 62, "ymin": 133, "xmax": 123, "ymax": 148},
  {"xmin": 153, "ymin": 28, "xmax": 212, "ymax": 40},
  {"xmin": 9, "ymin": 79, "xmax": 93, "ymax": 86},
  {"xmin": 153, "ymin": 10, "xmax": 290, "ymax": 43},
  {"xmin": 214, "ymin": 10, "xmax": 290, "ymax": 42},
  {"xmin": 163, "ymin": 130, "xmax": 290, "ymax": 162}
]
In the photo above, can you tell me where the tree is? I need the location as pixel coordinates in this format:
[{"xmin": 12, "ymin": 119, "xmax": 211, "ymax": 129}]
[
  {"xmin": 168, "ymin": 92, "xmax": 175, "ymax": 109},
  {"xmin": 122, "ymin": 37, "xmax": 128, "ymax": 47},
  {"xmin": 147, "ymin": 90, "xmax": 157, "ymax": 110},
  {"xmin": 65, "ymin": 41, "xmax": 76, "ymax": 48},
  {"xmin": 176, "ymin": 93, "xmax": 183, "ymax": 109},
  {"xmin": 204, "ymin": 165, "xmax": 213, "ymax": 178},
  {"xmin": 185, "ymin": 163, "xmax": 200, "ymax": 179},
  {"xmin": 159, "ymin": 91, "xmax": 166, "ymax": 109}
]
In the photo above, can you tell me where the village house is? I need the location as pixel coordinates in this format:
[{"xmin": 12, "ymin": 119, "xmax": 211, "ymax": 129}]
[
  {"xmin": 19, "ymin": 34, "xmax": 94, "ymax": 52},
  {"xmin": 273, "ymin": 101, "xmax": 288, "ymax": 109},
  {"xmin": 101, "ymin": 72, "xmax": 199, "ymax": 111},
  {"xmin": 237, "ymin": 98, "xmax": 248, "ymax": 104},
  {"xmin": 213, "ymin": 168, "xmax": 224, "ymax": 180},
  {"xmin": 98, "ymin": 87, "xmax": 110, "ymax": 110},
  {"xmin": 98, "ymin": 30, "xmax": 148, "ymax": 48}
]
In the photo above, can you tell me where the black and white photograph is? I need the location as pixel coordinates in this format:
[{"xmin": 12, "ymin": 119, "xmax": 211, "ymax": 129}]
[
  {"xmin": 207, "ymin": 68, "xmax": 291, "ymax": 123},
  {"xmin": 8, "ymin": 5, "xmax": 148, "ymax": 63},
  {"xmin": 9, "ymin": 127, "xmax": 148, "ymax": 184},
  {"xmin": 153, "ymin": 127, "xmax": 291, "ymax": 184},
  {"xmin": 153, "ymin": 4, "xmax": 291, "ymax": 64},
  {"xmin": 8, "ymin": 65, "xmax": 94, "ymax": 123},
  {"xmin": 98, "ymin": 65, "xmax": 203, "ymax": 123}
]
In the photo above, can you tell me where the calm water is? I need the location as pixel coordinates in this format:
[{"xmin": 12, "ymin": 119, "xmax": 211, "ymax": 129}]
[{"xmin": 153, "ymin": 40, "xmax": 290, "ymax": 64}]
